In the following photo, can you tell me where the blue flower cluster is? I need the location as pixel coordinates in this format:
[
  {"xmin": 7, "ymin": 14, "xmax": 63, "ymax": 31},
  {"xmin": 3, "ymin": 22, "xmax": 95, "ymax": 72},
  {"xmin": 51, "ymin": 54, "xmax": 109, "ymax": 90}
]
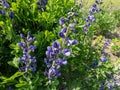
[
  {"xmin": 83, "ymin": 1, "xmax": 102, "ymax": 34},
  {"xmin": 18, "ymin": 32, "xmax": 36, "ymax": 72},
  {"xmin": 0, "ymin": 0, "xmax": 14, "ymax": 19},
  {"xmin": 44, "ymin": 8, "xmax": 78, "ymax": 81},
  {"xmin": 37, "ymin": 0, "xmax": 48, "ymax": 10}
]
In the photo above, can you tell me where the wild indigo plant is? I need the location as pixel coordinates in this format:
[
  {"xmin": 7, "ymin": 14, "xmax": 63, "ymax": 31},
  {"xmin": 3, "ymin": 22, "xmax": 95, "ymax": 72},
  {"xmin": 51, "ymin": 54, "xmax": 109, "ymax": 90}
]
[
  {"xmin": 44, "ymin": 8, "xmax": 78, "ymax": 82},
  {"xmin": 18, "ymin": 32, "xmax": 36, "ymax": 73},
  {"xmin": 82, "ymin": 1, "xmax": 102, "ymax": 34}
]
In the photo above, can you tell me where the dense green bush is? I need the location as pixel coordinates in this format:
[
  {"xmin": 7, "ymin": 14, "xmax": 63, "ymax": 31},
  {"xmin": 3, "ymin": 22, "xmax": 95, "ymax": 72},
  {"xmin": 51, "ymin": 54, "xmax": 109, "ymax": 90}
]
[{"xmin": 0, "ymin": 0, "xmax": 120, "ymax": 90}]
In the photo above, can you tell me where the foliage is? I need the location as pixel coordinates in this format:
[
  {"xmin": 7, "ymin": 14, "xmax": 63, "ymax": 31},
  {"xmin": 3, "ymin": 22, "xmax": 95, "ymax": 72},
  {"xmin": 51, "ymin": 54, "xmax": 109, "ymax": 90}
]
[
  {"xmin": 113, "ymin": 9, "xmax": 120, "ymax": 26},
  {"xmin": 0, "ymin": 0, "xmax": 120, "ymax": 90},
  {"xmin": 110, "ymin": 38, "xmax": 120, "ymax": 56}
]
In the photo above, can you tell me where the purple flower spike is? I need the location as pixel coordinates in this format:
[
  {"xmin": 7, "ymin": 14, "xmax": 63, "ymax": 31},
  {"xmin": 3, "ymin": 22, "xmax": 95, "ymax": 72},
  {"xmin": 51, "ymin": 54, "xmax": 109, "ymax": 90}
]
[
  {"xmin": 62, "ymin": 49, "xmax": 71, "ymax": 56},
  {"xmin": 44, "ymin": 8, "xmax": 78, "ymax": 81},
  {"xmin": 18, "ymin": 32, "xmax": 36, "ymax": 72},
  {"xmin": 82, "ymin": 2, "xmax": 102, "ymax": 34}
]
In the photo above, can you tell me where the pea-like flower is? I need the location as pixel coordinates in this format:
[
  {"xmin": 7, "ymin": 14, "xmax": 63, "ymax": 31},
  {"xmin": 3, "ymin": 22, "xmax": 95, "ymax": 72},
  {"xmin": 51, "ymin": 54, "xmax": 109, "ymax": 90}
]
[
  {"xmin": 59, "ymin": 18, "xmax": 66, "ymax": 26},
  {"xmin": 62, "ymin": 49, "xmax": 71, "ymax": 56},
  {"xmin": 9, "ymin": 11, "xmax": 14, "ymax": 19}
]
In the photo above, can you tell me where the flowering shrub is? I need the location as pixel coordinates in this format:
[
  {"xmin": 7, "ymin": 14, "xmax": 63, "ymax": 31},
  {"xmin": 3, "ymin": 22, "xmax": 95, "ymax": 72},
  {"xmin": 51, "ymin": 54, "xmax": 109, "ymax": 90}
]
[{"xmin": 0, "ymin": 0, "xmax": 120, "ymax": 90}]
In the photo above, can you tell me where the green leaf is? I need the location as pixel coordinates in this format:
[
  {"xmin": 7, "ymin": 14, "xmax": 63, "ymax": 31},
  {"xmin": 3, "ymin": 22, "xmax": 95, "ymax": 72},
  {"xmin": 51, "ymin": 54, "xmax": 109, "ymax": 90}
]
[
  {"xmin": 8, "ymin": 57, "xmax": 19, "ymax": 68},
  {"xmin": 15, "ymin": 83, "xmax": 27, "ymax": 88},
  {"xmin": 0, "ymin": 72, "xmax": 24, "ymax": 85}
]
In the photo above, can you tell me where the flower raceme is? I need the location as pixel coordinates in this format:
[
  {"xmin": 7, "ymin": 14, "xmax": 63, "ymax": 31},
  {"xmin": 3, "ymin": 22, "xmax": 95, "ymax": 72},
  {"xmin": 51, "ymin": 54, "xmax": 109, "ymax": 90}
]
[
  {"xmin": 44, "ymin": 8, "xmax": 78, "ymax": 81},
  {"xmin": 83, "ymin": 1, "xmax": 102, "ymax": 34},
  {"xmin": 18, "ymin": 32, "xmax": 36, "ymax": 72}
]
